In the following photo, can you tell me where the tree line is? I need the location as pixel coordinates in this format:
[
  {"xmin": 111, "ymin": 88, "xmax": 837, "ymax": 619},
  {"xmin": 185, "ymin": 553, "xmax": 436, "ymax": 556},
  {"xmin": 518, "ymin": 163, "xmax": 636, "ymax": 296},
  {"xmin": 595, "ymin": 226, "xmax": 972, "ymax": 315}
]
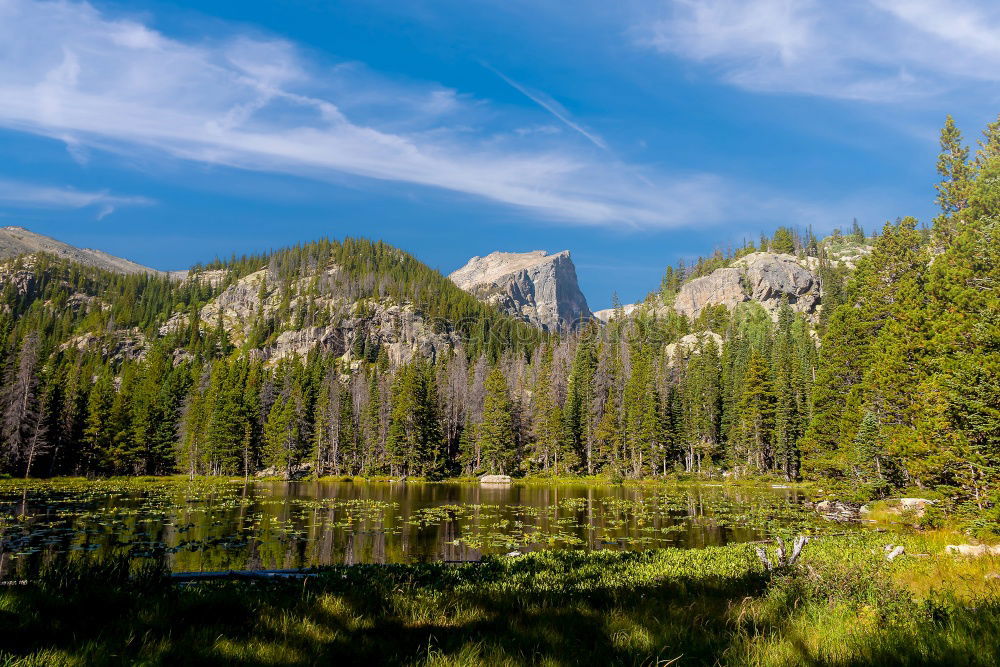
[{"xmin": 0, "ymin": 115, "xmax": 996, "ymax": 512}]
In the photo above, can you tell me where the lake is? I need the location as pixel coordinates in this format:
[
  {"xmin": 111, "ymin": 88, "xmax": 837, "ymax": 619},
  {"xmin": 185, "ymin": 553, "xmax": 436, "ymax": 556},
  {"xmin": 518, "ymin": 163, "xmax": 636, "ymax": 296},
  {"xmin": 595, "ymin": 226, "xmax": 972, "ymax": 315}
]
[{"xmin": 0, "ymin": 478, "xmax": 823, "ymax": 577}]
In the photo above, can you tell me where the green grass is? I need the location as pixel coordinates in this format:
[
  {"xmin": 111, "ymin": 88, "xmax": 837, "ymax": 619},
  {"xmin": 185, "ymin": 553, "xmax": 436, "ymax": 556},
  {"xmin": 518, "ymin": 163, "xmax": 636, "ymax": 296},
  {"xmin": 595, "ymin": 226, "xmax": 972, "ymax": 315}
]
[{"xmin": 1, "ymin": 531, "xmax": 998, "ymax": 665}]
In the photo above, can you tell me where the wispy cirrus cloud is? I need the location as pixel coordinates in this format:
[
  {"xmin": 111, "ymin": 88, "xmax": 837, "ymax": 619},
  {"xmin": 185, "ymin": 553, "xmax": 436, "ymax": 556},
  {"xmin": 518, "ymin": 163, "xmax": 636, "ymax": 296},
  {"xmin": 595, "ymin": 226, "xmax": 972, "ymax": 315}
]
[
  {"xmin": 638, "ymin": 0, "xmax": 1000, "ymax": 102},
  {"xmin": 485, "ymin": 64, "xmax": 609, "ymax": 151},
  {"xmin": 0, "ymin": 178, "xmax": 153, "ymax": 220},
  {"xmin": 0, "ymin": 0, "xmax": 852, "ymax": 229}
]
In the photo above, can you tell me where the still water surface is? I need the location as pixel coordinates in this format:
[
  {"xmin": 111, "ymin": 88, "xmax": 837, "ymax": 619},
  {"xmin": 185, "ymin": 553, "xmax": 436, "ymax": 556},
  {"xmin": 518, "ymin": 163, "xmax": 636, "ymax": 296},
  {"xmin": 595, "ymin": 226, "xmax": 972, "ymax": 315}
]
[{"xmin": 0, "ymin": 479, "xmax": 816, "ymax": 576}]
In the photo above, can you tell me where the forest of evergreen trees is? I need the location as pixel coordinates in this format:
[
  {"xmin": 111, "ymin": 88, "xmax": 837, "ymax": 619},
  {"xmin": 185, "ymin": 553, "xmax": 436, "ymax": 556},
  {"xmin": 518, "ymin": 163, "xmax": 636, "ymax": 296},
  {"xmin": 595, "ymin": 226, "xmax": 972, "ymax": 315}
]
[{"xmin": 0, "ymin": 116, "xmax": 996, "ymax": 511}]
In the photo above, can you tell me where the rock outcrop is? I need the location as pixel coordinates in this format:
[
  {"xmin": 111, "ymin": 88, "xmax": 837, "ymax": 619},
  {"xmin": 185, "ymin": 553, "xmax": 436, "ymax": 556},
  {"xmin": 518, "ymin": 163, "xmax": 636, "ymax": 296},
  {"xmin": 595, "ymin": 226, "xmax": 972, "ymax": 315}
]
[
  {"xmin": 449, "ymin": 250, "xmax": 592, "ymax": 331},
  {"xmin": 592, "ymin": 303, "xmax": 638, "ymax": 322},
  {"xmin": 673, "ymin": 252, "xmax": 820, "ymax": 321},
  {"xmin": 945, "ymin": 544, "xmax": 1000, "ymax": 557},
  {"xmin": 265, "ymin": 300, "xmax": 461, "ymax": 366},
  {"xmin": 172, "ymin": 264, "xmax": 462, "ymax": 365},
  {"xmin": 805, "ymin": 499, "xmax": 863, "ymax": 522},
  {"xmin": 665, "ymin": 331, "xmax": 723, "ymax": 362},
  {"xmin": 59, "ymin": 328, "xmax": 148, "ymax": 362},
  {"xmin": 0, "ymin": 226, "xmax": 163, "ymax": 275}
]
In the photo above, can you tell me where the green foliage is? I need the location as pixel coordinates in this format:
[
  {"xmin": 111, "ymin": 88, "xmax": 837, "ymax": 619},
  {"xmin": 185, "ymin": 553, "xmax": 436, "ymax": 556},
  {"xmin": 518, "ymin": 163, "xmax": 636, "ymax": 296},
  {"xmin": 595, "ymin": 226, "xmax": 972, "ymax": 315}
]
[
  {"xmin": 478, "ymin": 367, "xmax": 516, "ymax": 475},
  {"xmin": 386, "ymin": 360, "xmax": 443, "ymax": 477},
  {"xmin": 770, "ymin": 226, "xmax": 796, "ymax": 253}
]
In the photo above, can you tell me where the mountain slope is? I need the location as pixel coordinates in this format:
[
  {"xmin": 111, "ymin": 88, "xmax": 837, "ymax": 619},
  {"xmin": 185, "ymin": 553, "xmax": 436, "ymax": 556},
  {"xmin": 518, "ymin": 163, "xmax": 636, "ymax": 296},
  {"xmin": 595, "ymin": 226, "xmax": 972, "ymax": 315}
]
[
  {"xmin": 0, "ymin": 226, "xmax": 163, "ymax": 275},
  {"xmin": 0, "ymin": 236, "xmax": 542, "ymax": 368}
]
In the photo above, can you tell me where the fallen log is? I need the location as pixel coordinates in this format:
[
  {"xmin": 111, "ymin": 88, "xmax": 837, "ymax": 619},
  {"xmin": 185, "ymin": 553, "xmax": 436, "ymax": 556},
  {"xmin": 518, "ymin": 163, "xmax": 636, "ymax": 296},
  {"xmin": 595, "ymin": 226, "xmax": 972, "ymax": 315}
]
[{"xmin": 170, "ymin": 568, "xmax": 319, "ymax": 583}]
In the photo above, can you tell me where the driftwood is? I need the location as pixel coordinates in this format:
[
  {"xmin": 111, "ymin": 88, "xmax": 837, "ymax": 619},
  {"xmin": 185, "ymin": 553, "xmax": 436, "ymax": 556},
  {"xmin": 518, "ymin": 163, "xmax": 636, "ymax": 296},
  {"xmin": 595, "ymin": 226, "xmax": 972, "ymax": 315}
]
[
  {"xmin": 170, "ymin": 569, "xmax": 318, "ymax": 583},
  {"xmin": 885, "ymin": 545, "xmax": 905, "ymax": 561},
  {"xmin": 755, "ymin": 535, "xmax": 809, "ymax": 572}
]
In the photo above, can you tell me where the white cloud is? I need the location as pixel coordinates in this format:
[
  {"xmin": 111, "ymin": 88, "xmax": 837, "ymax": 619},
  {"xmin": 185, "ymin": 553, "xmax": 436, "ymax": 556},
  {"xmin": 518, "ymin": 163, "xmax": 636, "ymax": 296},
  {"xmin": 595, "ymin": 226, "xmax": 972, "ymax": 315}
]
[
  {"xmin": 0, "ymin": 177, "xmax": 154, "ymax": 219},
  {"xmin": 639, "ymin": 0, "xmax": 1000, "ymax": 102},
  {"xmin": 0, "ymin": 0, "xmax": 846, "ymax": 229}
]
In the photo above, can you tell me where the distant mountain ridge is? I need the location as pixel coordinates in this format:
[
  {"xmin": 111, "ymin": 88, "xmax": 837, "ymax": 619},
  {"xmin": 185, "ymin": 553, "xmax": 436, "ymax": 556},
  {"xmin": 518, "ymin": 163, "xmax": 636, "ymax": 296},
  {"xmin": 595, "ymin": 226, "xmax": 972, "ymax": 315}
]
[
  {"xmin": 0, "ymin": 227, "xmax": 869, "ymax": 334},
  {"xmin": 0, "ymin": 226, "xmax": 162, "ymax": 276}
]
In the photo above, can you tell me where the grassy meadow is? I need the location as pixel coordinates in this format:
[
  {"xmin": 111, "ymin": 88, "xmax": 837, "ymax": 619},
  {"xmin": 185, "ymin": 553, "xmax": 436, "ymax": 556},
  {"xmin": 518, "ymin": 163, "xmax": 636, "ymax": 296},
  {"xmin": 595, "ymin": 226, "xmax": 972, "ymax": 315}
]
[{"xmin": 1, "ymin": 529, "xmax": 998, "ymax": 666}]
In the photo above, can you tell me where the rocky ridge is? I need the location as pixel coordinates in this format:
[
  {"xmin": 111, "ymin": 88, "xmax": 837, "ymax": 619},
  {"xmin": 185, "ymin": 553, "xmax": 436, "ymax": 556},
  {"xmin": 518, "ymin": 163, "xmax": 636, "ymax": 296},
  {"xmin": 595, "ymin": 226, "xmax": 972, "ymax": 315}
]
[
  {"xmin": 449, "ymin": 250, "xmax": 593, "ymax": 332},
  {"xmin": 665, "ymin": 331, "xmax": 724, "ymax": 362},
  {"xmin": 0, "ymin": 226, "xmax": 163, "ymax": 276}
]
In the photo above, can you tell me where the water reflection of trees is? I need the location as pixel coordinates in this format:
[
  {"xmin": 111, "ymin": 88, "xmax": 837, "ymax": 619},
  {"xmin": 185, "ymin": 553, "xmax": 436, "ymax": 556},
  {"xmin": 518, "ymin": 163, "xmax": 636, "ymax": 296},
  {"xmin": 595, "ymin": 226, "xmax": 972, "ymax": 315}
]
[{"xmin": 0, "ymin": 480, "xmax": 815, "ymax": 575}]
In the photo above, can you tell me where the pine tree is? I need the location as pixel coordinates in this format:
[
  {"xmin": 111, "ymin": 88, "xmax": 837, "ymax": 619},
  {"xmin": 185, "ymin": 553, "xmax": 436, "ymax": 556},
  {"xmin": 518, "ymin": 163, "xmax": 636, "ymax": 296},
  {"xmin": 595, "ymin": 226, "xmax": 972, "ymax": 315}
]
[
  {"xmin": 680, "ymin": 337, "xmax": 721, "ymax": 473},
  {"xmin": 177, "ymin": 364, "xmax": 209, "ymax": 478},
  {"xmin": 478, "ymin": 366, "xmax": 516, "ymax": 475},
  {"xmin": 313, "ymin": 377, "xmax": 336, "ymax": 476},
  {"xmin": 563, "ymin": 336, "xmax": 596, "ymax": 473},
  {"xmin": 622, "ymin": 345, "xmax": 663, "ymax": 477},
  {"xmin": 263, "ymin": 392, "xmax": 295, "ymax": 475},
  {"xmin": 83, "ymin": 367, "xmax": 115, "ymax": 473},
  {"xmin": 262, "ymin": 383, "xmax": 307, "ymax": 477},
  {"xmin": 107, "ymin": 363, "xmax": 138, "ymax": 473},
  {"xmin": 593, "ymin": 393, "xmax": 621, "ymax": 474},
  {"xmin": 920, "ymin": 147, "xmax": 1000, "ymax": 500},
  {"xmin": 360, "ymin": 372, "xmax": 383, "ymax": 474},
  {"xmin": 386, "ymin": 362, "xmax": 442, "ymax": 477},
  {"xmin": 933, "ymin": 115, "xmax": 972, "ymax": 247},
  {"xmin": 805, "ymin": 216, "xmax": 927, "ymax": 479},
  {"xmin": 852, "ymin": 411, "xmax": 885, "ymax": 491},
  {"xmin": 771, "ymin": 227, "xmax": 796, "ymax": 254},
  {"xmin": 529, "ymin": 346, "xmax": 564, "ymax": 474},
  {"xmin": 203, "ymin": 360, "xmax": 246, "ymax": 475},
  {"xmin": 733, "ymin": 350, "xmax": 776, "ymax": 473}
]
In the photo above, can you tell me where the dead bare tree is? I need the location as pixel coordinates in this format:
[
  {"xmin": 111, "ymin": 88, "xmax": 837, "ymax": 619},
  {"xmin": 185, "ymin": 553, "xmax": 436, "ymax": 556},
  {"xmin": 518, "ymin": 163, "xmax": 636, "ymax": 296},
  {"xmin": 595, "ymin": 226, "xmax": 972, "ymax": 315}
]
[
  {"xmin": 22, "ymin": 398, "xmax": 49, "ymax": 479},
  {"xmin": 755, "ymin": 535, "xmax": 809, "ymax": 572},
  {"xmin": 1, "ymin": 333, "xmax": 42, "ymax": 473}
]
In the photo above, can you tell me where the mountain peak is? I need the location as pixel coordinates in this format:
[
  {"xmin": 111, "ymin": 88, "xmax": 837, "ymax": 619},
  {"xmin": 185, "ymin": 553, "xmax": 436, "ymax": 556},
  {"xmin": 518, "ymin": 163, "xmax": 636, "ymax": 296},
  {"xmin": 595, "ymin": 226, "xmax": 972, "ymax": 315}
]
[{"xmin": 449, "ymin": 249, "xmax": 592, "ymax": 332}]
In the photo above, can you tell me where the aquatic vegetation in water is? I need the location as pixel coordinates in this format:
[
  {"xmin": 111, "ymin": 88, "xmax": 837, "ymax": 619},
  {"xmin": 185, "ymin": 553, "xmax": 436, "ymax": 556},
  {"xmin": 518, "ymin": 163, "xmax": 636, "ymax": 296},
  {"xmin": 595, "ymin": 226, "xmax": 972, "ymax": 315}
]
[{"xmin": 0, "ymin": 478, "xmax": 842, "ymax": 575}]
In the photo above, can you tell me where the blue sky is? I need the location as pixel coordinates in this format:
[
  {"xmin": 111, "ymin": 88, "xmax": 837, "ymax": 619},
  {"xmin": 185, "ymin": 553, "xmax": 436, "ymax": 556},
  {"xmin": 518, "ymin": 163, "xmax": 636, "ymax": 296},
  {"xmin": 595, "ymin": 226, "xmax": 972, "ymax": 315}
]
[{"xmin": 1, "ymin": 0, "xmax": 999, "ymax": 309}]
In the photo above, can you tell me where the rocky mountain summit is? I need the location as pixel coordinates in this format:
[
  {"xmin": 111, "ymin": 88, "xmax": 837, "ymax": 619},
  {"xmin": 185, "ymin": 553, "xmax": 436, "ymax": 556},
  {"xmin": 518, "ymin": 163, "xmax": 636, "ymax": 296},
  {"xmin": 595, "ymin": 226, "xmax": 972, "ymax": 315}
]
[
  {"xmin": 449, "ymin": 250, "xmax": 593, "ymax": 331},
  {"xmin": 674, "ymin": 252, "xmax": 821, "ymax": 321},
  {"xmin": 0, "ymin": 226, "xmax": 162, "ymax": 275}
]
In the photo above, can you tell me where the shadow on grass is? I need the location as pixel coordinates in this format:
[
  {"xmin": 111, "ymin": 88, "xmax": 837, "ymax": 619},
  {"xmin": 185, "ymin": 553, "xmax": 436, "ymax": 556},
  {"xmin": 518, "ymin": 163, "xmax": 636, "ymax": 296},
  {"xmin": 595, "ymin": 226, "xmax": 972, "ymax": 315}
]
[{"xmin": 1, "ymin": 550, "xmax": 999, "ymax": 666}]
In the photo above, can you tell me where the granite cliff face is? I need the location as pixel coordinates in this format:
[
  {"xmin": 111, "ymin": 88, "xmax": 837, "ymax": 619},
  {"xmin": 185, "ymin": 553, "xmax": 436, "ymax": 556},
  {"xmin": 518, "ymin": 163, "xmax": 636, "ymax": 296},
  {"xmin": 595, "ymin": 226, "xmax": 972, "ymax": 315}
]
[
  {"xmin": 449, "ymin": 250, "xmax": 593, "ymax": 331},
  {"xmin": 673, "ymin": 252, "xmax": 821, "ymax": 321}
]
